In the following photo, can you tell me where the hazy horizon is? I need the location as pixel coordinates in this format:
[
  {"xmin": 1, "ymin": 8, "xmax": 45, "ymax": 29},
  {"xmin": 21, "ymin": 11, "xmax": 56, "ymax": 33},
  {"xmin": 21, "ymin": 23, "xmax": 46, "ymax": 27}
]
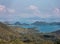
[{"xmin": 0, "ymin": 0, "xmax": 60, "ymax": 23}]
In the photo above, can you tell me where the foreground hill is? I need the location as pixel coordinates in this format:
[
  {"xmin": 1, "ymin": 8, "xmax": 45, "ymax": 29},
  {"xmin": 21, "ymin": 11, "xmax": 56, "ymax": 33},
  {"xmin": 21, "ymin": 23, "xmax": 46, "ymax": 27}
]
[
  {"xmin": 0, "ymin": 22, "xmax": 41, "ymax": 44},
  {"xmin": 51, "ymin": 30, "xmax": 60, "ymax": 39},
  {"xmin": 0, "ymin": 22, "xmax": 21, "ymax": 41},
  {"xmin": 0, "ymin": 22, "xmax": 60, "ymax": 44}
]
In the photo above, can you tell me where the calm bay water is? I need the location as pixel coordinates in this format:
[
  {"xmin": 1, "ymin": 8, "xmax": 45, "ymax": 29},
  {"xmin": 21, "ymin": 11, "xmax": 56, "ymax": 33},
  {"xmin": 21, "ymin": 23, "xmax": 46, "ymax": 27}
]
[
  {"xmin": 19, "ymin": 25, "xmax": 60, "ymax": 33},
  {"xmin": 9, "ymin": 25, "xmax": 60, "ymax": 33}
]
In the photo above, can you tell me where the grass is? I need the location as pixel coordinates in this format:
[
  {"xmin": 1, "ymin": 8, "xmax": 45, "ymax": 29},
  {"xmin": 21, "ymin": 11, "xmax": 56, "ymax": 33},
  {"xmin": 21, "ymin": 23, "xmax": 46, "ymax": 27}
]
[{"xmin": 0, "ymin": 22, "xmax": 60, "ymax": 44}]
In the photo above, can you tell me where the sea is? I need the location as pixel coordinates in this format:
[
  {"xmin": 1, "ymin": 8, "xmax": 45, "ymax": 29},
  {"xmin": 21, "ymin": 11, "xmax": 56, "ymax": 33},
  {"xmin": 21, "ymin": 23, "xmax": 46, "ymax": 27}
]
[{"xmin": 14, "ymin": 24, "xmax": 60, "ymax": 33}]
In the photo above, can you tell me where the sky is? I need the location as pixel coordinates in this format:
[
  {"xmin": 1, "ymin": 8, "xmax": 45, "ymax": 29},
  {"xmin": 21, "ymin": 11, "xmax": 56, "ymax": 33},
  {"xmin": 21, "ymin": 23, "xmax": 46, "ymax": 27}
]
[{"xmin": 0, "ymin": 0, "xmax": 60, "ymax": 23}]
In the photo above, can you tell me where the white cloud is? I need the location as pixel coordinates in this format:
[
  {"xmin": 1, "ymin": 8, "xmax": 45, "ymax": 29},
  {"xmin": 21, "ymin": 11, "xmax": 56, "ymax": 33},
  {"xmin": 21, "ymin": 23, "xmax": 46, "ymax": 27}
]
[
  {"xmin": 52, "ymin": 8, "xmax": 60, "ymax": 17},
  {"xmin": 28, "ymin": 5, "xmax": 38, "ymax": 10},
  {"xmin": 0, "ymin": 5, "xmax": 6, "ymax": 12},
  {"xmin": 53, "ymin": 8, "xmax": 60, "ymax": 14},
  {"xmin": 0, "ymin": 5, "xmax": 16, "ymax": 14},
  {"xmin": 27, "ymin": 5, "xmax": 51, "ymax": 18}
]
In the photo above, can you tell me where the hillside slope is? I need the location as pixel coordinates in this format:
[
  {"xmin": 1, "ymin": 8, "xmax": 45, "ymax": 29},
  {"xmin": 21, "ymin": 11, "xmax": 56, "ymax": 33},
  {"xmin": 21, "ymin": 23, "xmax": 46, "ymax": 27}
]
[
  {"xmin": 0, "ymin": 22, "xmax": 60, "ymax": 44},
  {"xmin": 0, "ymin": 22, "xmax": 20, "ymax": 41}
]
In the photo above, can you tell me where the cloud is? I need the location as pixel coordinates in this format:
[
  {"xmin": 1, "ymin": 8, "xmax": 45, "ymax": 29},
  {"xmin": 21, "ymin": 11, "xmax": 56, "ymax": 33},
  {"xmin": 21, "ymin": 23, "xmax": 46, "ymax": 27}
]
[
  {"xmin": 27, "ymin": 5, "xmax": 40, "ymax": 14},
  {"xmin": 0, "ymin": 5, "xmax": 6, "ymax": 12},
  {"xmin": 28, "ymin": 5, "xmax": 38, "ymax": 11},
  {"xmin": 0, "ymin": 5, "xmax": 15, "ymax": 14},
  {"xmin": 52, "ymin": 8, "xmax": 60, "ymax": 17},
  {"xmin": 27, "ymin": 5, "xmax": 51, "ymax": 18},
  {"xmin": 53, "ymin": 8, "xmax": 60, "ymax": 14}
]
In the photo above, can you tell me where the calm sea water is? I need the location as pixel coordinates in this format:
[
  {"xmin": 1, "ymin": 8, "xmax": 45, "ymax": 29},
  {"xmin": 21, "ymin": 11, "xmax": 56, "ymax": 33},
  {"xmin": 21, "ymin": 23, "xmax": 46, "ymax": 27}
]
[
  {"xmin": 9, "ymin": 25, "xmax": 60, "ymax": 33},
  {"xmin": 19, "ymin": 25, "xmax": 60, "ymax": 33}
]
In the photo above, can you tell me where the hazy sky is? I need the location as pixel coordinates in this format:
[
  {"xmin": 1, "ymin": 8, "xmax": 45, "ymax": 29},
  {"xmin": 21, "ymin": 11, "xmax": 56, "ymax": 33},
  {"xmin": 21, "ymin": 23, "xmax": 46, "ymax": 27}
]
[{"xmin": 0, "ymin": 0, "xmax": 60, "ymax": 23}]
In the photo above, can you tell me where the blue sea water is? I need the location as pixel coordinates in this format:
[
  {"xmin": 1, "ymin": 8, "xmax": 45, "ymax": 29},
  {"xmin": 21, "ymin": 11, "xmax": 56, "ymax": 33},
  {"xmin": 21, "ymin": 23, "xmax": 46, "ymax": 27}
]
[
  {"xmin": 19, "ymin": 25, "xmax": 60, "ymax": 33},
  {"xmin": 9, "ymin": 25, "xmax": 60, "ymax": 33}
]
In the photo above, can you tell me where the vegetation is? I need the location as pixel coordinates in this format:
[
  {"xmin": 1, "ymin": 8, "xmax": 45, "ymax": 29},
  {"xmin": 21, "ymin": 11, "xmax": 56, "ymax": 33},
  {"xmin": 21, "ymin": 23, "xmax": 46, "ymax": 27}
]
[{"xmin": 0, "ymin": 22, "xmax": 60, "ymax": 44}]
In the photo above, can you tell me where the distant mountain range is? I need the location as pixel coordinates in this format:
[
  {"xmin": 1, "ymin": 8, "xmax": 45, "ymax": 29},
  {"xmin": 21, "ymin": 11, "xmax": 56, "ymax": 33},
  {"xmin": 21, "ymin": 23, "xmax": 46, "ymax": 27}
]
[
  {"xmin": 14, "ymin": 22, "xmax": 22, "ymax": 25},
  {"xmin": 4, "ymin": 21, "xmax": 60, "ymax": 26},
  {"xmin": 32, "ymin": 21, "xmax": 48, "ymax": 25},
  {"xmin": 14, "ymin": 22, "xmax": 29, "ymax": 25},
  {"xmin": 32, "ymin": 21, "xmax": 60, "ymax": 25}
]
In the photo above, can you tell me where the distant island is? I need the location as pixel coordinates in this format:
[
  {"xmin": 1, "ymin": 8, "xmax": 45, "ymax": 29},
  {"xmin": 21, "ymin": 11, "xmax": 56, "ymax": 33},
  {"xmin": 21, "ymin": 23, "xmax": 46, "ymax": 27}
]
[
  {"xmin": 31, "ymin": 21, "xmax": 60, "ymax": 25},
  {"xmin": 5, "ymin": 21, "xmax": 60, "ymax": 26}
]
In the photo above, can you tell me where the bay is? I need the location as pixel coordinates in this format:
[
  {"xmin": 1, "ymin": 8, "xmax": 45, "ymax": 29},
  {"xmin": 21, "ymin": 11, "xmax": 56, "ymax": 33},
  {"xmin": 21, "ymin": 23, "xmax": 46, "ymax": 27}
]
[{"xmin": 9, "ymin": 25, "xmax": 60, "ymax": 33}]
